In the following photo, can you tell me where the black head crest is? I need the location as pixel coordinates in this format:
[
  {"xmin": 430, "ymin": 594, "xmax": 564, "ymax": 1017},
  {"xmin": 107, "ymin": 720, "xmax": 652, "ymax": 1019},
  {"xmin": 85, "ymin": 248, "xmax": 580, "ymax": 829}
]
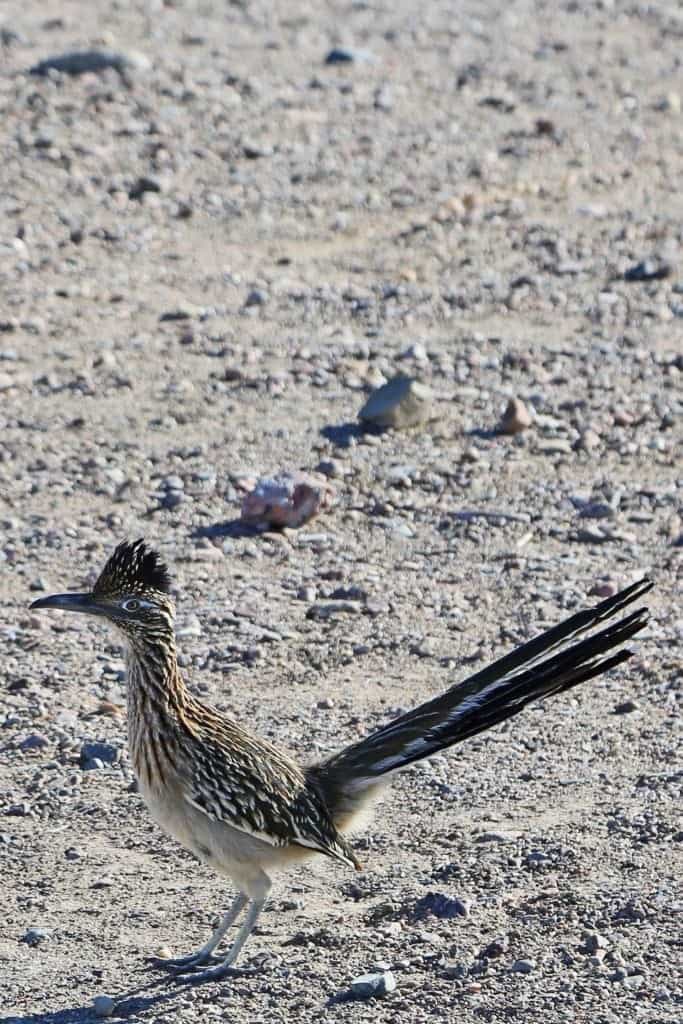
[{"xmin": 93, "ymin": 539, "xmax": 172, "ymax": 598}]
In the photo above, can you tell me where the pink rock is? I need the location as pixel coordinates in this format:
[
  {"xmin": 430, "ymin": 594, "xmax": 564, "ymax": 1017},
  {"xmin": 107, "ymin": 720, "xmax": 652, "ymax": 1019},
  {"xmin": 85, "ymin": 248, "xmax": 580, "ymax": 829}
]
[{"xmin": 240, "ymin": 471, "xmax": 335, "ymax": 529}]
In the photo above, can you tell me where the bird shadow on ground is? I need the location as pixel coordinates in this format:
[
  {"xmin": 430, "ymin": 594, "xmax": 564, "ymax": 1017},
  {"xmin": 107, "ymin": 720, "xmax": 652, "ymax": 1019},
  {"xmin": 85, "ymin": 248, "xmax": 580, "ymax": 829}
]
[{"xmin": 2, "ymin": 974, "xmax": 195, "ymax": 1024}]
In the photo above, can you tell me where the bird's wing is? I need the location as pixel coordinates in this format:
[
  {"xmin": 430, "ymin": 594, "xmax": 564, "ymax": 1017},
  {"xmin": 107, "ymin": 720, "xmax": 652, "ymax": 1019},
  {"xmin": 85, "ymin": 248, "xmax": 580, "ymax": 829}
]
[{"xmin": 179, "ymin": 719, "xmax": 357, "ymax": 867}]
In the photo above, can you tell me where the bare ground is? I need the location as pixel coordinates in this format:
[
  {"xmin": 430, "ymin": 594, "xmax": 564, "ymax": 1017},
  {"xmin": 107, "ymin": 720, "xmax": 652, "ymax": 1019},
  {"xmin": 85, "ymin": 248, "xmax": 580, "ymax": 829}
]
[{"xmin": 0, "ymin": 2, "xmax": 681, "ymax": 1022}]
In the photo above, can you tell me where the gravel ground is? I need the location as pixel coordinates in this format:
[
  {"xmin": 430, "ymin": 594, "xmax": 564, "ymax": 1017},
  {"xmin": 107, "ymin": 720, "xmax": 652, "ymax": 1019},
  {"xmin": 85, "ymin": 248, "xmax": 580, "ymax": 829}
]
[{"xmin": 1, "ymin": 1, "xmax": 681, "ymax": 1021}]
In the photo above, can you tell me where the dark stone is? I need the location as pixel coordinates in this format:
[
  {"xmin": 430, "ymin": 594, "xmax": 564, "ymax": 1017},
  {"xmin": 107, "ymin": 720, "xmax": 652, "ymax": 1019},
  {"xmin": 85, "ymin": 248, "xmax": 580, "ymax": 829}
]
[
  {"xmin": 80, "ymin": 741, "xmax": 119, "ymax": 769},
  {"xmin": 413, "ymin": 892, "xmax": 469, "ymax": 920},
  {"xmin": 30, "ymin": 50, "xmax": 128, "ymax": 77},
  {"xmin": 623, "ymin": 260, "xmax": 671, "ymax": 282}
]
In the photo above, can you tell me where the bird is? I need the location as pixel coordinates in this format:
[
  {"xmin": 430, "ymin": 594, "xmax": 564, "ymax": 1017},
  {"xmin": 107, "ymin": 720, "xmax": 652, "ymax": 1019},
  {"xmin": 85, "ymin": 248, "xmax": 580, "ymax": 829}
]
[{"xmin": 30, "ymin": 539, "xmax": 652, "ymax": 984}]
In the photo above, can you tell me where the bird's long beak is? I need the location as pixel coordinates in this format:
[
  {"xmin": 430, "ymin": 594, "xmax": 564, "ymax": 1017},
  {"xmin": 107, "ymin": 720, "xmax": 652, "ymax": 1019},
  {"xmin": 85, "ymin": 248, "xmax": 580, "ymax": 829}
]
[{"xmin": 30, "ymin": 592, "xmax": 107, "ymax": 617}]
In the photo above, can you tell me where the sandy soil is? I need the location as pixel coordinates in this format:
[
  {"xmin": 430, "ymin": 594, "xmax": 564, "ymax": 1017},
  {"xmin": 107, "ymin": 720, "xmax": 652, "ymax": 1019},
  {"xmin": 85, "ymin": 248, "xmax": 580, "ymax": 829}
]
[{"xmin": 0, "ymin": 1, "xmax": 681, "ymax": 1022}]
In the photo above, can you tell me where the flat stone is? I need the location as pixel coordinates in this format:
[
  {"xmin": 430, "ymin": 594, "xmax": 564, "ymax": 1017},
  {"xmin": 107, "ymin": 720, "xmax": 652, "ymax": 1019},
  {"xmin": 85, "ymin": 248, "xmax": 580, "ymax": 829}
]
[
  {"xmin": 350, "ymin": 971, "xmax": 396, "ymax": 998},
  {"xmin": 30, "ymin": 50, "xmax": 135, "ymax": 77},
  {"xmin": 359, "ymin": 375, "xmax": 432, "ymax": 429},
  {"xmin": 307, "ymin": 600, "xmax": 362, "ymax": 620},
  {"xmin": 325, "ymin": 47, "xmax": 376, "ymax": 65},
  {"xmin": 19, "ymin": 733, "xmax": 49, "ymax": 751}
]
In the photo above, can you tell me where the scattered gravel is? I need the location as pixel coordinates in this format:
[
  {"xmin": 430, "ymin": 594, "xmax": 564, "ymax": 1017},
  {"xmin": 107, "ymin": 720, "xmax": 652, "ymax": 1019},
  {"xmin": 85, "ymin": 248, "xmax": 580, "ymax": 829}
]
[{"xmin": 1, "ymin": 0, "xmax": 681, "ymax": 1021}]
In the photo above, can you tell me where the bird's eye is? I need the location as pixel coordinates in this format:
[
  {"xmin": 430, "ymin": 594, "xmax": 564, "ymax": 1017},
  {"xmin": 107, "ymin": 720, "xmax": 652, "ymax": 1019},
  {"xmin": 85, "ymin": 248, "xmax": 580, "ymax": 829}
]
[{"xmin": 122, "ymin": 598, "xmax": 141, "ymax": 612}]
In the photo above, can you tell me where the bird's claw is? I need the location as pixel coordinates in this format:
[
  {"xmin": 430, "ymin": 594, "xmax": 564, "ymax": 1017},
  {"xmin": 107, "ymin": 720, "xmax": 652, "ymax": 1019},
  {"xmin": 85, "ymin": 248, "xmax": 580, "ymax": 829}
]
[
  {"xmin": 148, "ymin": 952, "xmax": 222, "ymax": 972},
  {"xmin": 175, "ymin": 964, "xmax": 260, "ymax": 984}
]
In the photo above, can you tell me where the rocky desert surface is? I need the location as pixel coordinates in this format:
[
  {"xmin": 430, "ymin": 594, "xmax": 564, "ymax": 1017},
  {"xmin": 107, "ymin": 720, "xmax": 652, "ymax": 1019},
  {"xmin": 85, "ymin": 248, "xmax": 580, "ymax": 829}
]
[{"xmin": 0, "ymin": 1, "xmax": 681, "ymax": 1022}]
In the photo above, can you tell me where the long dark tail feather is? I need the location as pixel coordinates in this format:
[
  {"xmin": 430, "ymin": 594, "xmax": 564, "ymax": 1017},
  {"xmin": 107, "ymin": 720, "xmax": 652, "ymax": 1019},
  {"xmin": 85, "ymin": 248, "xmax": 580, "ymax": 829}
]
[{"xmin": 312, "ymin": 579, "xmax": 652, "ymax": 821}]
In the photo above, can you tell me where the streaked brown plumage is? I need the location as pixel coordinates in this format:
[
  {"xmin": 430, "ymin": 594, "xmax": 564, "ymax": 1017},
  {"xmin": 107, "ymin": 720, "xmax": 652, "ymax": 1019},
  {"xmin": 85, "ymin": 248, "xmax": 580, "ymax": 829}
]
[{"xmin": 31, "ymin": 540, "xmax": 652, "ymax": 983}]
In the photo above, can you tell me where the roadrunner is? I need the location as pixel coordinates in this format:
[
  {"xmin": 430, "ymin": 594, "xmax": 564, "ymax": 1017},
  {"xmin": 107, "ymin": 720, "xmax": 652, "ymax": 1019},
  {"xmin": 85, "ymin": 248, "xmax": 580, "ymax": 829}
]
[{"xmin": 31, "ymin": 540, "xmax": 651, "ymax": 983}]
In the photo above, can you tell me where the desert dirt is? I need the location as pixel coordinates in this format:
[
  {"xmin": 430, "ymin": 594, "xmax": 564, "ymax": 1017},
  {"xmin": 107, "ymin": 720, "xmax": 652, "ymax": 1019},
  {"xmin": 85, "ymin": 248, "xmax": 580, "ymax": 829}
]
[{"xmin": 1, "ymin": 1, "xmax": 682, "ymax": 1022}]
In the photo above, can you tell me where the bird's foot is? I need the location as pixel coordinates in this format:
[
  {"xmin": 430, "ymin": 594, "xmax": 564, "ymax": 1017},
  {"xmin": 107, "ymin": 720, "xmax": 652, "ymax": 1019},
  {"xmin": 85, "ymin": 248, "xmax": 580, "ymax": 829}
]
[
  {"xmin": 175, "ymin": 962, "xmax": 261, "ymax": 985},
  {"xmin": 149, "ymin": 951, "xmax": 222, "ymax": 971}
]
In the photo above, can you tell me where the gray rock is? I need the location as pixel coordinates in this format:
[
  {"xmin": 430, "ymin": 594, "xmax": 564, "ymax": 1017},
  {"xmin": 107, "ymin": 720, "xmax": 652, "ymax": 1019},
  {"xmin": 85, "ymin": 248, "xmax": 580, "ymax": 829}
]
[
  {"xmin": 30, "ymin": 50, "xmax": 135, "ymax": 77},
  {"xmin": 479, "ymin": 936, "xmax": 509, "ymax": 958},
  {"xmin": 307, "ymin": 600, "xmax": 362, "ymax": 620},
  {"xmin": 401, "ymin": 341, "xmax": 428, "ymax": 361},
  {"xmin": 80, "ymin": 742, "xmax": 119, "ymax": 769},
  {"xmin": 442, "ymin": 962, "xmax": 468, "ymax": 980},
  {"xmin": 613, "ymin": 699, "xmax": 639, "ymax": 715},
  {"xmin": 580, "ymin": 931, "xmax": 608, "ymax": 954},
  {"xmin": 413, "ymin": 892, "xmax": 470, "ymax": 920},
  {"xmin": 578, "ymin": 502, "xmax": 613, "ymax": 519},
  {"xmin": 129, "ymin": 176, "xmax": 164, "ymax": 201},
  {"xmin": 93, "ymin": 995, "xmax": 116, "ymax": 1017},
  {"xmin": 162, "ymin": 475, "xmax": 184, "ymax": 491},
  {"xmin": 359, "ymin": 375, "xmax": 432, "ymax": 429},
  {"xmin": 350, "ymin": 971, "xmax": 396, "ymax": 998},
  {"xmin": 325, "ymin": 47, "xmax": 376, "ymax": 65},
  {"xmin": 22, "ymin": 927, "xmax": 51, "ymax": 946},
  {"xmin": 316, "ymin": 459, "xmax": 343, "ymax": 479},
  {"xmin": 244, "ymin": 288, "xmax": 268, "ymax": 307},
  {"xmin": 624, "ymin": 259, "xmax": 671, "ymax": 282},
  {"xmin": 19, "ymin": 733, "xmax": 49, "ymax": 751},
  {"xmin": 162, "ymin": 490, "xmax": 185, "ymax": 510},
  {"xmin": 511, "ymin": 959, "xmax": 535, "ymax": 974},
  {"xmin": 537, "ymin": 438, "xmax": 573, "ymax": 455}
]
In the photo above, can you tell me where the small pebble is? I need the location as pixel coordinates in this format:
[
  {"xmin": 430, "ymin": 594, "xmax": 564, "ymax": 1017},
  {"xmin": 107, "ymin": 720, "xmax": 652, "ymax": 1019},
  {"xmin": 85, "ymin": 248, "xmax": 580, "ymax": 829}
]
[
  {"xmin": 511, "ymin": 959, "xmax": 535, "ymax": 974},
  {"xmin": 480, "ymin": 936, "xmax": 509, "ymax": 958},
  {"xmin": 580, "ymin": 931, "xmax": 608, "ymax": 954},
  {"xmin": 22, "ymin": 927, "xmax": 51, "ymax": 946},
  {"xmin": 325, "ymin": 47, "xmax": 375, "ymax": 65},
  {"xmin": 80, "ymin": 741, "xmax": 119, "ymax": 768},
  {"xmin": 588, "ymin": 582, "xmax": 616, "ymax": 598},
  {"xmin": 307, "ymin": 600, "xmax": 362, "ymax": 619},
  {"xmin": 499, "ymin": 397, "xmax": 532, "ymax": 434},
  {"xmin": 244, "ymin": 288, "xmax": 268, "ymax": 307},
  {"xmin": 613, "ymin": 699, "xmax": 639, "ymax": 715},
  {"xmin": 413, "ymin": 892, "xmax": 469, "ymax": 920}
]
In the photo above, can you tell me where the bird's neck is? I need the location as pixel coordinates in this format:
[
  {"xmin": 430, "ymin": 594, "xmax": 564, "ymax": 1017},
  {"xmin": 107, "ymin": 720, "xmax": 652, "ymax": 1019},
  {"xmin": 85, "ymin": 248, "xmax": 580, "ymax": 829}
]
[
  {"xmin": 124, "ymin": 631, "xmax": 190, "ymax": 793},
  {"xmin": 124, "ymin": 631, "xmax": 188, "ymax": 714}
]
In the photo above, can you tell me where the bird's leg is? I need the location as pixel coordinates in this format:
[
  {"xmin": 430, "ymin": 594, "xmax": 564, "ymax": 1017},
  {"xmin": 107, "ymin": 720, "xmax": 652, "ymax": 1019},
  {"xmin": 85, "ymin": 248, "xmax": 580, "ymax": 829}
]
[
  {"xmin": 176, "ymin": 896, "xmax": 267, "ymax": 983},
  {"xmin": 153, "ymin": 892, "xmax": 248, "ymax": 970}
]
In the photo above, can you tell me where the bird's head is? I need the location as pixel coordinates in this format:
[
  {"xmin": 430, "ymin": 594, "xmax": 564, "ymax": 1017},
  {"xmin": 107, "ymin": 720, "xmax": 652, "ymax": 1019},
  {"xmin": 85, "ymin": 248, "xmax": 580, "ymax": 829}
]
[{"xmin": 30, "ymin": 539, "xmax": 175, "ymax": 642}]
